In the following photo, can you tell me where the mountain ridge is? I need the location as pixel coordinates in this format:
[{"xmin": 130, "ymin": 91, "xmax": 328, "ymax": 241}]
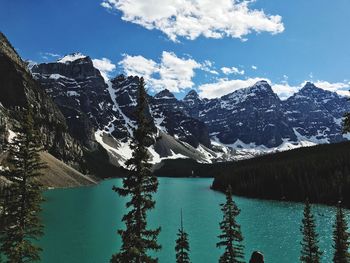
[
  {"xmin": 31, "ymin": 52, "xmax": 350, "ymax": 166},
  {"xmin": 2, "ymin": 31, "xmax": 350, "ymax": 172}
]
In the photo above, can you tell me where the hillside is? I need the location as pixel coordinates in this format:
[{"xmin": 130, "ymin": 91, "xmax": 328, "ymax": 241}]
[
  {"xmin": 154, "ymin": 141, "xmax": 350, "ymax": 207},
  {"xmin": 0, "ymin": 152, "xmax": 98, "ymax": 188},
  {"xmin": 211, "ymin": 141, "xmax": 350, "ymax": 207}
]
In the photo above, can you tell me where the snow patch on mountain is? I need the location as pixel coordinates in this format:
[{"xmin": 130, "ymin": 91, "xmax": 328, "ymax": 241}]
[
  {"xmin": 58, "ymin": 53, "xmax": 87, "ymax": 63},
  {"xmin": 8, "ymin": 129, "xmax": 16, "ymax": 143}
]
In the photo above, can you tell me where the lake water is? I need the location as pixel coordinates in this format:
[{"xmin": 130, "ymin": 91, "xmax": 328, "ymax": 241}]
[{"xmin": 39, "ymin": 178, "xmax": 341, "ymax": 263}]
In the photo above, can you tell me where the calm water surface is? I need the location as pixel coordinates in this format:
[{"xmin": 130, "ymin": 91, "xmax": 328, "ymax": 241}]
[{"xmin": 40, "ymin": 178, "xmax": 341, "ymax": 263}]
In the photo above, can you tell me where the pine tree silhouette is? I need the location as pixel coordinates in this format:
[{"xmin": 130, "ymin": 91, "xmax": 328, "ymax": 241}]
[
  {"xmin": 217, "ymin": 185, "xmax": 244, "ymax": 263},
  {"xmin": 111, "ymin": 78, "xmax": 161, "ymax": 263},
  {"xmin": 175, "ymin": 209, "xmax": 191, "ymax": 263}
]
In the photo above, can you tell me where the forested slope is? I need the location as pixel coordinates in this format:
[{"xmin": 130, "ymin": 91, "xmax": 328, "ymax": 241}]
[
  {"xmin": 154, "ymin": 141, "xmax": 350, "ymax": 207},
  {"xmin": 212, "ymin": 141, "xmax": 350, "ymax": 207}
]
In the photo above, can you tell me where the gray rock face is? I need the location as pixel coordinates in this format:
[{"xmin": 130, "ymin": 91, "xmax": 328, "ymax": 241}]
[
  {"xmin": 0, "ymin": 33, "xmax": 83, "ymax": 167},
  {"xmin": 108, "ymin": 75, "xmax": 211, "ymax": 148},
  {"xmin": 282, "ymin": 82, "xmax": 350, "ymax": 143},
  {"xmin": 153, "ymin": 89, "xmax": 188, "ymax": 114},
  {"xmin": 0, "ymin": 104, "xmax": 9, "ymax": 152},
  {"xmin": 182, "ymin": 81, "xmax": 350, "ymax": 148},
  {"xmin": 183, "ymin": 89, "xmax": 206, "ymax": 117},
  {"xmin": 107, "ymin": 75, "xmax": 154, "ymax": 141},
  {"xmin": 31, "ymin": 55, "xmax": 115, "ymax": 149},
  {"xmin": 183, "ymin": 81, "xmax": 296, "ymax": 147},
  {"xmin": 150, "ymin": 89, "xmax": 210, "ymax": 147}
]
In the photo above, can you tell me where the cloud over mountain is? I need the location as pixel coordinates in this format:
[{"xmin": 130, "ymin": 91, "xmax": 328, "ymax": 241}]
[
  {"xmin": 119, "ymin": 51, "xmax": 201, "ymax": 92},
  {"xmin": 101, "ymin": 0, "xmax": 284, "ymax": 41}
]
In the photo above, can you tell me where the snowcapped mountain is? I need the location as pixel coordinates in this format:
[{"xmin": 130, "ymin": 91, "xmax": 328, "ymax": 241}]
[
  {"xmin": 31, "ymin": 53, "xmax": 350, "ymax": 167},
  {"xmin": 31, "ymin": 54, "xmax": 115, "ymax": 149},
  {"xmin": 185, "ymin": 80, "xmax": 296, "ymax": 148},
  {"xmin": 149, "ymin": 89, "xmax": 211, "ymax": 148},
  {"xmin": 282, "ymin": 82, "xmax": 350, "ymax": 143}
]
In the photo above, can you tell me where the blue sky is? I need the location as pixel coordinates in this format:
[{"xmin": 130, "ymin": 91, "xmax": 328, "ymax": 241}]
[{"xmin": 1, "ymin": 0, "xmax": 350, "ymax": 99}]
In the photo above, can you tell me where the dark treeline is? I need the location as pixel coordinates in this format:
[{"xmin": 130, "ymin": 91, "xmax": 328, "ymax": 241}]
[
  {"xmin": 211, "ymin": 141, "xmax": 350, "ymax": 207},
  {"xmin": 154, "ymin": 141, "xmax": 350, "ymax": 208}
]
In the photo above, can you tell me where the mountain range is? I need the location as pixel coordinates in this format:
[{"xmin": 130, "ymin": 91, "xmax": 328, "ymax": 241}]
[{"xmin": 1, "ymin": 32, "xmax": 350, "ymax": 181}]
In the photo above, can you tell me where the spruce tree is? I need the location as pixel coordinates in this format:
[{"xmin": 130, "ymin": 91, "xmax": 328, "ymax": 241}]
[
  {"xmin": 343, "ymin": 112, "xmax": 350, "ymax": 134},
  {"xmin": 111, "ymin": 77, "xmax": 161, "ymax": 263},
  {"xmin": 175, "ymin": 210, "xmax": 190, "ymax": 263},
  {"xmin": 217, "ymin": 185, "xmax": 244, "ymax": 263},
  {"xmin": 300, "ymin": 199, "xmax": 322, "ymax": 263},
  {"xmin": 0, "ymin": 186, "xmax": 12, "ymax": 263},
  {"xmin": 333, "ymin": 202, "xmax": 350, "ymax": 263},
  {"xmin": 343, "ymin": 92, "xmax": 350, "ymax": 133},
  {"xmin": 0, "ymin": 109, "xmax": 45, "ymax": 262},
  {"xmin": 0, "ymin": 186, "xmax": 6, "ymax": 263}
]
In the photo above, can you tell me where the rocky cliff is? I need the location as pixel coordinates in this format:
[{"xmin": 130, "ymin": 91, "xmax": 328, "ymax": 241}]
[{"xmin": 0, "ymin": 32, "xmax": 83, "ymax": 169}]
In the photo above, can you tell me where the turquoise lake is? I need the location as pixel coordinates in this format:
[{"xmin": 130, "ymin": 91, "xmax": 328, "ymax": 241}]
[{"xmin": 40, "ymin": 178, "xmax": 342, "ymax": 263}]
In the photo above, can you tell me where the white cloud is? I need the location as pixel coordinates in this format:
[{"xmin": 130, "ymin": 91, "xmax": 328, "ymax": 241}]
[
  {"xmin": 101, "ymin": 1, "xmax": 113, "ymax": 9},
  {"xmin": 251, "ymin": 65, "xmax": 258, "ymax": 70},
  {"xmin": 119, "ymin": 51, "xmax": 201, "ymax": 92},
  {"xmin": 45, "ymin": 52, "xmax": 60, "ymax": 58},
  {"xmin": 221, "ymin": 66, "xmax": 244, "ymax": 75},
  {"xmin": 201, "ymin": 60, "xmax": 219, "ymax": 75},
  {"xmin": 118, "ymin": 54, "xmax": 157, "ymax": 80},
  {"xmin": 271, "ymin": 82, "xmax": 301, "ymax": 100},
  {"xmin": 313, "ymin": 80, "xmax": 350, "ymax": 97},
  {"xmin": 92, "ymin": 58, "xmax": 116, "ymax": 81},
  {"xmin": 40, "ymin": 52, "xmax": 61, "ymax": 60},
  {"xmin": 101, "ymin": 0, "xmax": 284, "ymax": 42},
  {"xmin": 198, "ymin": 77, "xmax": 265, "ymax": 99}
]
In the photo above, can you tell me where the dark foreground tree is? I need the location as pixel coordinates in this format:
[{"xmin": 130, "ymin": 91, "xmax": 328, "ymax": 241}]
[
  {"xmin": 0, "ymin": 109, "xmax": 45, "ymax": 262},
  {"xmin": 333, "ymin": 202, "xmax": 350, "ymax": 263},
  {"xmin": 0, "ymin": 186, "xmax": 6, "ymax": 263},
  {"xmin": 175, "ymin": 210, "xmax": 190, "ymax": 263},
  {"xmin": 111, "ymin": 78, "xmax": 161, "ymax": 263},
  {"xmin": 217, "ymin": 185, "xmax": 244, "ymax": 263},
  {"xmin": 343, "ymin": 112, "xmax": 350, "ymax": 134},
  {"xmin": 300, "ymin": 199, "xmax": 322, "ymax": 263},
  {"xmin": 343, "ymin": 94, "xmax": 350, "ymax": 133}
]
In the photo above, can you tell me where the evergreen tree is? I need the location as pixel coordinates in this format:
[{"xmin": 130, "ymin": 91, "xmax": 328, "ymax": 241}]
[
  {"xmin": 0, "ymin": 186, "xmax": 6, "ymax": 263},
  {"xmin": 300, "ymin": 199, "xmax": 322, "ymax": 263},
  {"xmin": 343, "ymin": 93, "xmax": 350, "ymax": 133},
  {"xmin": 111, "ymin": 78, "xmax": 161, "ymax": 263},
  {"xmin": 343, "ymin": 112, "xmax": 350, "ymax": 134},
  {"xmin": 175, "ymin": 210, "xmax": 190, "ymax": 263},
  {"xmin": 333, "ymin": 202, "xmax": 350, "ymax": 263},
  {"xmin": 217, "ymin": 185, "xmax": 244, "ymax": 263},
  {"xmin": 0, "ymin": 109, "xmax": 45, "ymax": 263}
]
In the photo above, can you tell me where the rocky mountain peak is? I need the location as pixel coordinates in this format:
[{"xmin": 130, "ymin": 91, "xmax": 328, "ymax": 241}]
[
  {"xmin": 293, "ymin": 82, "xmax": 338, "ymax": 100},
  {"xmin": 154, "ymin": 89, "xmax": 176, "ymax": 99},
  {"xmin": 298, "ymin": 82, "xmax": 320, "ymax": 94},
  {"xmin": 32, "ymin": 54, "xmax": 101, "ymax": 81},
  {"xmin": 0, "ymin": 32, "xmax": 85, "ymax": 167},
  {"xmin": 184, "ymin": 89, "xmax": 199, "ymax": 99},
  {"xmin": 31, "ymin": 53, "xmax": 115, "ymax": 148},
  {"xmin": 254, "ymin": 79, "xmax": 270, "ymax": 86},
  {"xmin": 0, "ymin": 32, "xmax": 25, "ymax": 70},
  {"xmin": 221, "ymin": 80, "xmax": 277, "ymax": 108},
  {"xmin": 57, "ymin": 53, "xmax": 88, "ymax": 64},
  {"xmin": 183, "ymin": 89, "xmax": 204, "ymax": 115},
  {"xmin": 248, "ymin": 80, "xmax": 273, "ymax": 93},
  {"xmin": 183, "ymin": 89, "xmax": 202, "ymax": 103}
]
